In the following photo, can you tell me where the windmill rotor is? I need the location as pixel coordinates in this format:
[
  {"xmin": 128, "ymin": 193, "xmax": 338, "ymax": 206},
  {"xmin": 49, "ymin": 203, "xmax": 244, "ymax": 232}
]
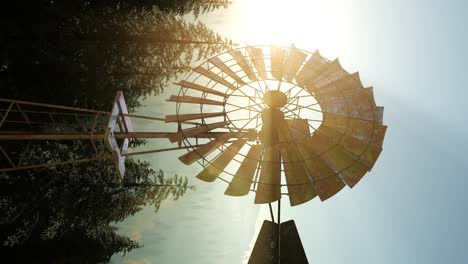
[{"xmin": 166, "ymin": 44, "xmax": 387, "ymax": 207}]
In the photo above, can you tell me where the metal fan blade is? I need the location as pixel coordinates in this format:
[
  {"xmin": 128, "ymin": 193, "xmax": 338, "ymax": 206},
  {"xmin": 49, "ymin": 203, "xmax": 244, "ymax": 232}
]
[
  {"xmin": 277, "ymin": 118, "xmax": 316, "ymax": 205},
  {"xmin": 306, "ymin": 130, "xmax": 371, "ymax": 187},
  {"xmin": 295, "ymin": 50, "xmax": 327, "ymax": 87},
  {"xmin": 167, "ymin": 95, "xmax": 224, "ymax": 106},
  {"xmin": 225, "ymin": 144, "xmax": 261, "ymax": 196},
  {"xmin": 247, "ymin": 46, "xmax": 268, "ymax": 80},
  {"xmin": 375, "ymin": 106, "xmax": 384, "ymax": 124},
  {"xmin": 168, "ymin": 121, "xmax": 229, "ymax": 143},
  {"xmin": 285, "ymin": 119, "xmax": 311, "ymax": 141},
  {"xmin": 305, "ymin": 59, "xmax": 349, "ymax": 90},
  {"xmin": 175, "ymin": 80, "xmax": 228, "ymax": 98},
  {"xmin": 229, "ymin": 50, "xmax": 257, "ymax": 81},
  {"xmin": 209, "ymin": 57, "xmax": 246, "ymax": 85},
  {"xmin": 363, "ymin": 87, "xmax": 377, "ymax": 106},
  {"xmin": 196, "ymin": 139, "xmax": 247, "ymax": 182},
  {"xmin": 296, "ymin": 139, "xmax": 345, "ymax": 201},
  {"xmin": 343, "ymin": 87, "xmax": 383, "ymax": 123},
  {"xmin": 323, "ymin": 114, "xmax": 387, "ymax": 147},
  {"xmin": 283, "ymin": 44, "xmax": 307, "ymax": 82},
  {"xmin": 338, "ymin": 162, "xmax": 371, "ymax": 187},
  {"xmin": 193, "ymin": 66, "xmax": 237, "ymax": 90},
  {"xmin": 165, "ymin": 112, "xmax": 225, "ymax": 123},
  {"xmin": 314, "ymin": 72, "xmax": 363, "ymax": 95},
  {"xmin": 312, "ymin": 73, "xmax": 365, "ymax": 115},
  {"xmin": 319, "ymin": 124, "xmax": 382, "ymax": 169},
  {"xmin": 178, "ymin": 132, "xmax": 236, "ymax": 165},
  {"xmin": 270, "ymin": 46, "xmax": 286, "ymax": 81},
  {"xmin": 316, "ymin": 88, "xmax": 377, "ymax": 122},
  {"xmin": 280, "ymin": 143, "xmax": 317, "ymax": 206},
  {"xmin": 254, "ymin": 146, "xmax": 281, "ymax": 204},
  {"xmin": 363, "ymin": 88, "xmax": 387, "ymax": 123}
]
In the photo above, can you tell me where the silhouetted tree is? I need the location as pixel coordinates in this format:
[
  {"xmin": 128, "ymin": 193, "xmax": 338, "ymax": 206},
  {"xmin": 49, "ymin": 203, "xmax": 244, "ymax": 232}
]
[
  {"xmin": 0, "ymin": 152, "xmax": 194, "ymax": 262},
  {"xmin": 1, "ymin": 2, "xmax": 232, "ymax": 110}
]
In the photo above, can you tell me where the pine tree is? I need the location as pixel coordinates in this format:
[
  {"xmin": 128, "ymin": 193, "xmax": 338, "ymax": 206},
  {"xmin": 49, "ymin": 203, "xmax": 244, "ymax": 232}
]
[{"xmin": 1, "ymin": 6, "xmax": 232, "ymax": 110}]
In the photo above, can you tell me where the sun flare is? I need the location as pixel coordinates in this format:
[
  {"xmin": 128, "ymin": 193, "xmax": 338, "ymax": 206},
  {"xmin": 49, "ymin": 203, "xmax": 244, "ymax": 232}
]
[{"xmin": 233, "ymin": 0, "xmax": 338, "ymax": 46}]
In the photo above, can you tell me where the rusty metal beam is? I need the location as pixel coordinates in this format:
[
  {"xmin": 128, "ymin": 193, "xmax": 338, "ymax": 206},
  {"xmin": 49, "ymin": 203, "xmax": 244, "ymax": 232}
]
[{"xmin": 0, "ymin": 131, "xmax": 252, "ymax": 140}]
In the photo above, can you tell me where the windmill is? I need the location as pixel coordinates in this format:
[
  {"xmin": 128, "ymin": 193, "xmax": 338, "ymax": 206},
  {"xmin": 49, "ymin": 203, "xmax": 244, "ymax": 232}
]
[
  {"xmin": 0, "ymin": 44, "xmax": 386, "ymax": 263},
  {"xmin": 165, "ymin": 44, "xmax": 386, "ymax": 263}
]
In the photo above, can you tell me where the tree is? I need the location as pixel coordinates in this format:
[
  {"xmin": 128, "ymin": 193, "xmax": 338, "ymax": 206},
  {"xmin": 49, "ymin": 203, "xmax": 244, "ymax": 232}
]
[
  {"xmin": 0, "ymin": 143, "xmax": 194, "ymax": 262},
  {"xmin": 1, "ymin": 5, "xmax": 231, "ymax": 110},
  {"xmin": 72, "ymin": 7, "xmax": 231, "ymax": 104}
]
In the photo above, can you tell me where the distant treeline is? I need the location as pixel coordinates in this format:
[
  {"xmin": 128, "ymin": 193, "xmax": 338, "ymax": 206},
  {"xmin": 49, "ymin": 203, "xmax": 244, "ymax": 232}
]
[{"xmin": 0, "ymin": 0, "xmax": 230, "ymax": 262}]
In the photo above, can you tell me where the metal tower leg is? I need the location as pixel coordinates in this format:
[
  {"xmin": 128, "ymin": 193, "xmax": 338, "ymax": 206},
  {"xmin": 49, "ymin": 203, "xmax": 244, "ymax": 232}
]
[{"xmin": 277, "ymin": 198, "xmax": 281, "ymax": 264}]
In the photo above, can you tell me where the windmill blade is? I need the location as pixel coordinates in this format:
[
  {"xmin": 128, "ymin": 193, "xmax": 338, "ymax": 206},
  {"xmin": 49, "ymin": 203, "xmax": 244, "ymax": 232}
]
[
  {"xmin": 296, "ymin": 139, "xmax": 345, "ymax": 201},
  {"xmin": 178, "ymin": 132, "xmax": 236, "ymax": 165},
  {"xmin": 247, "ymin": 46, "xmax": 268, "ymax": 80},
  {"xmin": 165, "ymin": 112, "xmax": 225, "ymax": 123},
  {"xmin": 254, "ymin": 146, "xmax": 281, "ymax": 204},
  {"xmin": 209, "ymin": 57, "xmax": 246, "ymax": 85},
  {"xmin": 338, "ymin": 161, "xmax": 372, "ymax": 187},
  {"xmin": 168, "ymin": 121, "xmax": 230, "ymax": 143},
  {"xmin": 175, "ymin": 80, "xmax": 228, "ymax": 98},
  {"xmin": 295, "ymin": 50, "xmax": 328, "ymax": 87},
  {"xmin": 312, "ymin": 72, "xmax": 364, "ymax": 107},
  {"xmin": 229, "ymin": 50, "xmax": 257, "ymax": 81},
  {"xmin": 279, "ymin": 118, "xmax": 316, "ymax": 205},
  {"xmin": 167, "ymin": 95, "xmax": 224, "ymax": 106},
  {"xmin": 304, "ymin": 59, "xmax": 349, "ymax": 91},
  {"xmin": 318, "ymin": 124, "xmax": 383, "ymax": 169},
  {"xmin": 196, "ymin": 139, "xmax": 247, "ymax": 182},
  {"xmin": 314, "ymin": 72, "xmax": 364, "ymax": 94},
  {"xmin": 285, "ymin": 118, "xmax": 310, "ymax": 141},
  {"xmin": 363, "ymin": 86, "xmax": 377, "ymax": 106},
  {"xmin": 270, "ymin": 46, "xmax": 286, "ymax": 81},
  {"xmin": 313, "ymin": 73, "xmax": 384, "ymax": 123},
  {"xmin": 323, "ymin": 114, "xmax": 387, "ymax": 147},
  {"xmin": 341, "ymin": 131, "xmax": 383, "ymax": 170},
  {"xmin": 309, "ymin": 121, "xmax": 380, "ymax": 187},
  {"xmin": 305, "ymin": 129, "xmax": 372, "ymax": 187},
  {"xmin": 375, "ymin": 106, "xmax": 384, "ymax": 124},
  {"xmin": 280, "ymin": 143, "xmax": 317, "ymax": 206},
  {"xmin": 316, "ymin": 87, "xmax": 376, "ymax": 121},
  {"xmin": 283, "ymin": 44, "xmax": 307, "ymax": 82},
  {"xmin": 364, "ymin": 88, "xmax": 388, "ymax": 123},
  {"xmin": 193, "ymin": 66, "xmax": 237, "ymax": 90},
  {"xmin": 225, "ymin": 144, "xmax": 262, "ymax": 196},
  {"xmin": 341, "ymin": 86, "xmax": 382, "ymax": 122}
]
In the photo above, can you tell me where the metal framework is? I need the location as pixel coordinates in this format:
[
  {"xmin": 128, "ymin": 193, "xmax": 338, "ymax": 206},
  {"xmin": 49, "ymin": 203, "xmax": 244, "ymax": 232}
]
[{"xmin": 0, "ymin": 92, "xmax": 211, "ymax": 176}]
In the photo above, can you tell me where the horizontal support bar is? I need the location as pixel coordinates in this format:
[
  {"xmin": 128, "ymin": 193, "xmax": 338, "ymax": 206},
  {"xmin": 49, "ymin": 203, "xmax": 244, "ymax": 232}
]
[{"xmin": 0, "ymin": 132, "xmax": 253, "ymax": 140}]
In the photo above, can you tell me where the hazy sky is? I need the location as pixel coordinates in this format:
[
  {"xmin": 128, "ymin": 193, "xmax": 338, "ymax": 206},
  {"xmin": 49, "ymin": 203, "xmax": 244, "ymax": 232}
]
[{"xmin": 111, "ymin": 0, "xmax": 468, "ymax": 263}]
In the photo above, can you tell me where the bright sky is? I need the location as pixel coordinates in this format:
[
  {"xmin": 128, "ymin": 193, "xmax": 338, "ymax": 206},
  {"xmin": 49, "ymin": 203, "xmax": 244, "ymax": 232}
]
[{"xmin": 111, "ymin": 1, "xmax": 468, "ymax": 263}]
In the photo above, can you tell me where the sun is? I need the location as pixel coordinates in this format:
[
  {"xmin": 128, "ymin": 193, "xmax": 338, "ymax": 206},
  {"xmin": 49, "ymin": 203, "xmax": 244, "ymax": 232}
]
[{"xmin": 232, "ymin": 0, "xmax": 338, "ymax": 46}]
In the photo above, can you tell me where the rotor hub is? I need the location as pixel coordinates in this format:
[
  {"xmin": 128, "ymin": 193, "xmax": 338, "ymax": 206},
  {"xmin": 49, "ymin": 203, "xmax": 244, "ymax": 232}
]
[{"xmin": 263, "ymin": 90, "xmax": 287, "ymax": 109}]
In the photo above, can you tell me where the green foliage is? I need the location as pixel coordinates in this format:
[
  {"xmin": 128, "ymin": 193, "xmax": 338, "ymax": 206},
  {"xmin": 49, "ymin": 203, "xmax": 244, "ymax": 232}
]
[
  {"xmin": 0, "ymin": 142, "xmax": 194, "ymax": 261},
  {"xmin": 1, "ymin": 1, "xmax": 232, "ymax": 111}
]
